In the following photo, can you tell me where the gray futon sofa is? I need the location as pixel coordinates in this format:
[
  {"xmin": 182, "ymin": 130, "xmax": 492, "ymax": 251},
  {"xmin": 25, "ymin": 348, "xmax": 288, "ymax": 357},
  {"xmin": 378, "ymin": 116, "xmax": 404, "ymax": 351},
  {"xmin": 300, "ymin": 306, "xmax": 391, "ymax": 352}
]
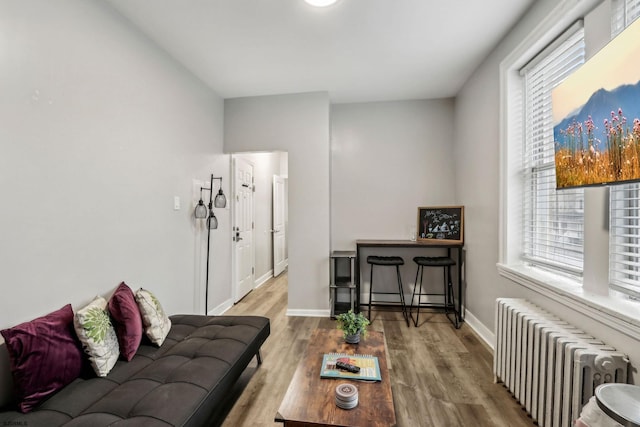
[{"xmin": 0, "ymin": 314, "xmax": 270, "ymax": 426}]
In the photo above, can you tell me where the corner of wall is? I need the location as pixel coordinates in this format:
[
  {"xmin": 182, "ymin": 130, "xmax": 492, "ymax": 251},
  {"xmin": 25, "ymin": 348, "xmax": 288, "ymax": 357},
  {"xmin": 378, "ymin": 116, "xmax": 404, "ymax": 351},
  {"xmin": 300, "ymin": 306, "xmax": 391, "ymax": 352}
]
[{"xmin": 464, "ymin": 310, "xmax": 495, "ymax": 352}]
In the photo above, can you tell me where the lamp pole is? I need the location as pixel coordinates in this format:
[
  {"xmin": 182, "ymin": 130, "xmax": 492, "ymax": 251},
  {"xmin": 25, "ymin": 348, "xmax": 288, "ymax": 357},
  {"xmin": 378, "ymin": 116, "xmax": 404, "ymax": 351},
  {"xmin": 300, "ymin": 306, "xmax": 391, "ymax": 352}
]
[
  {"xmin": 204, "ymin": 174, "xmax": 213, "ymax": 315},
  {"xmin": 196, "ymin": 174, "xmax": 225, "ymax": 315}
]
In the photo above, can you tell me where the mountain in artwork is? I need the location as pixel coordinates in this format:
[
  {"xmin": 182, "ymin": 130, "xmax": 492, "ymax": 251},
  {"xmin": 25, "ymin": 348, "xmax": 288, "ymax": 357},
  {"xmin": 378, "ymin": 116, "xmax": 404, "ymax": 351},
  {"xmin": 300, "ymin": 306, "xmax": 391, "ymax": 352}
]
[{"xmin": 553, "ymin": 79, "xmax": 640, "ymax": 150}]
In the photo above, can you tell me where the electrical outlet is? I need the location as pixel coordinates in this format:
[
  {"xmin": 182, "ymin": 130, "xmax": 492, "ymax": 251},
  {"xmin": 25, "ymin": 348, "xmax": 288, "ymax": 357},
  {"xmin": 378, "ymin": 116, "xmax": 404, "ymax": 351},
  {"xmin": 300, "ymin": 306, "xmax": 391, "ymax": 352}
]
[{"xmin": 174, "ymin": 196, "xmax": 180, "ymax": 210}]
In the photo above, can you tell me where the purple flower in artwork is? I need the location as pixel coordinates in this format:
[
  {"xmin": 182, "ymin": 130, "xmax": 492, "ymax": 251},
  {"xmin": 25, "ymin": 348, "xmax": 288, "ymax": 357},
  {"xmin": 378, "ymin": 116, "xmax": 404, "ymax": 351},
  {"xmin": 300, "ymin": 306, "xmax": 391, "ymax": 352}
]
[{"xmin": 585, "ymin": 116, "xmax": 595, "ymax": 134}]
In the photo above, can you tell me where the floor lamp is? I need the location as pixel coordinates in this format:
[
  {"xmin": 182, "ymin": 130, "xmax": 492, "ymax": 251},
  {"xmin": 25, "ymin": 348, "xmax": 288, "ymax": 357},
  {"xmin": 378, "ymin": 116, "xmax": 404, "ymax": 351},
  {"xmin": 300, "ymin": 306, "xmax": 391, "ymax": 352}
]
[{"xmin": 194, "ymin": 174, "xmax": 227, "ymax": 314}]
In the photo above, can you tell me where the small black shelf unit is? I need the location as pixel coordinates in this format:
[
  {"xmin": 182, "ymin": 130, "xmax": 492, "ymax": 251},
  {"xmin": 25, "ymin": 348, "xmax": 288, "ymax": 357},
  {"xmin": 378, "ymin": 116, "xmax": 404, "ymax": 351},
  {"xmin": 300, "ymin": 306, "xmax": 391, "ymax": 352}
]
[{"xmin": 330, "ymin": 250, "xmax": 357, "ymax": 318}]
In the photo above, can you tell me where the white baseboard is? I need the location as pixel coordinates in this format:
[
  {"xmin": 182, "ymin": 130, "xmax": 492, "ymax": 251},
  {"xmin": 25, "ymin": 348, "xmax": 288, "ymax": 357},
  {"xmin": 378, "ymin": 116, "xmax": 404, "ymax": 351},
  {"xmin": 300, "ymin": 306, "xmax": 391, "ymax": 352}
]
[
  {"xmin": 464, "ymin": 309, "xmax": 495, "ymax": 351},
  {"xmin": 255, "ymin": 270, "xmax": 273, "ymax": 288},
  {"xmin": 208, "ymin": 298, "xmax": 234, "ymax": 316},
  {"xmin": 286, "ymin": 308, "xmax": 331, "ymax": 317}
]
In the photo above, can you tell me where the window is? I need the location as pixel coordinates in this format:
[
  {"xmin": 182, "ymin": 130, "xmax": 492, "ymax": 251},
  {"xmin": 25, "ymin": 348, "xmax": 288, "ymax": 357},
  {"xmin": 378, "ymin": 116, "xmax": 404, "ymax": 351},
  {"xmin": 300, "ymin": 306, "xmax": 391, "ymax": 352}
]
[
  {"xmin": 609, "ymin": 0, "xmax": 640, "ymax": 298},
  {"xmin": 499, "ymin": 0, "xmax": 640, "ymax": 333},
  {"xmin": 521, "ymin": 24, "xmax": 585, "ymax": 276}
]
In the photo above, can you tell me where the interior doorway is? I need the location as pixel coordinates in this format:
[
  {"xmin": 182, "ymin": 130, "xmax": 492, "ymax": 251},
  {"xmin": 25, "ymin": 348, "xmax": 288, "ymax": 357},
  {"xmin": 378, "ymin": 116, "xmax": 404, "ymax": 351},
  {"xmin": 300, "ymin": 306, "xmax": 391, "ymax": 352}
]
[
  {"xmin": 231, "ymin": 152, "xmax": 288, "ymax": 302},
  {"xmin": 272, "ymin": 174, "xmax": 287, "ymax": 277}
]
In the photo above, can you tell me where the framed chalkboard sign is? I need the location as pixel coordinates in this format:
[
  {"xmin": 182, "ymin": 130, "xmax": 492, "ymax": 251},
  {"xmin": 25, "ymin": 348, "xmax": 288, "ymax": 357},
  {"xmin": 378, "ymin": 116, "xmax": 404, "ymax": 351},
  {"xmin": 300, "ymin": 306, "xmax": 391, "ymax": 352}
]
[{"xmin": 417, "ymin": 206, "xmax": 464, "ymax": 244}]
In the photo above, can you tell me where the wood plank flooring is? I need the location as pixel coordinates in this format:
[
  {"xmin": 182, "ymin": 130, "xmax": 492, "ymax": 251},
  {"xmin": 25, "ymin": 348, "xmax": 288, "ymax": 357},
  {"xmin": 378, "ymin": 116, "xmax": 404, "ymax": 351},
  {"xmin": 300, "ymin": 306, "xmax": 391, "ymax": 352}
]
[{"xmin": 219, "ymin": 273, "xmax": 536, "ymax": 427}]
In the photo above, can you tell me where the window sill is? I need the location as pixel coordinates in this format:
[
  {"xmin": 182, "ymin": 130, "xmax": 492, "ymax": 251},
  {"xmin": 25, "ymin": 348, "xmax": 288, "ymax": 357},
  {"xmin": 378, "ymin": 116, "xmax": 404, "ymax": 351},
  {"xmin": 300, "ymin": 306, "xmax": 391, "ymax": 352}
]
[{"xmin": 497, "ymin": 263, "xmax": 640, "ymax": 340}]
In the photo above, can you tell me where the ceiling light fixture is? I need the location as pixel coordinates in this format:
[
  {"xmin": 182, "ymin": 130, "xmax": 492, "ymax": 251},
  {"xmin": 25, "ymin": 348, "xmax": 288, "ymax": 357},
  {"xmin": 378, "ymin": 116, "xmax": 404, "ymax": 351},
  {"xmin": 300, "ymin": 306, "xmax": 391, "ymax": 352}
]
[{"xmin": 304, "ymin": 0, "xmax": 339, "ymax": 7}]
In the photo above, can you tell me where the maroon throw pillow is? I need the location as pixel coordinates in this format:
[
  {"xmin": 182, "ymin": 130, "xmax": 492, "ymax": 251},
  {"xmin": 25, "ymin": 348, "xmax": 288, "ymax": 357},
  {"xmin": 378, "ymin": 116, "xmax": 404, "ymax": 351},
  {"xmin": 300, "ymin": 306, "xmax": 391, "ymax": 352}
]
[
  {"xmin": 0, "ymin": 304, "xmax": 83, "ymax": 413},
  {"xmin": 108, "ymin": 282, "xmax": 143, "ymax": 361}
]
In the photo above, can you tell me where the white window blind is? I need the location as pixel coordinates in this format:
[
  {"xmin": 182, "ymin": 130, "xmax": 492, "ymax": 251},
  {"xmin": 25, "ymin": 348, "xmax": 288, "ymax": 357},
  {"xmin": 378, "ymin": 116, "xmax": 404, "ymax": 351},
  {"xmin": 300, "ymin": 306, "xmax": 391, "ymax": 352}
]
[
  {"xmin": 611, "ymin": 0, "xmax": 640, "ymax": 37},
  {"xmin": 610, "ymin": 184, "xmax": 640, "ymax": 296},
  {"xmin": 609, "ymin": 0, "xmax": 640, "ymax": 297},
  {"xmin": 522, "ymin": 24, "xmax": 585, "ymax": 275}
]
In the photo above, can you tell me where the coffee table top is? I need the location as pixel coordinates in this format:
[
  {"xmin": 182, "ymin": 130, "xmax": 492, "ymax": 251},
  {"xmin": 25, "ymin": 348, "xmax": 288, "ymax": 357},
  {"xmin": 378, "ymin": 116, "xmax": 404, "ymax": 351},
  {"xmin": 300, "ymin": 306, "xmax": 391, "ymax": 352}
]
[{"xmin": 275, "ymin": 328, "xmax": 396, "ymax": 427}]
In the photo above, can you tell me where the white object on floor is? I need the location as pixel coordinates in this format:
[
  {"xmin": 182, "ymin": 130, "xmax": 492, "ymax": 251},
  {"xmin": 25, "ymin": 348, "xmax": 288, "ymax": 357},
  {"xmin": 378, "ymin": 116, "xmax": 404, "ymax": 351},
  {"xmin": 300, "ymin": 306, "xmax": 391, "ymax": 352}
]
[
  {"xmin": 578, "ymin": 396, "xmax": 623, "ymax": 427},
  {"xmin": 596, "ymin": 383, "xmax": 640, "ymax": 427}
]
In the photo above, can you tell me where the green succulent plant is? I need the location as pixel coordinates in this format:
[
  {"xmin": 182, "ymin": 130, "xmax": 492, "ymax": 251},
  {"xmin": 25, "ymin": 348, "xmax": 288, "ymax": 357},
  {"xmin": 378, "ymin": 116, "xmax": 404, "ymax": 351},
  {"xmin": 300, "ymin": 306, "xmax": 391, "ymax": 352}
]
[{"xmin": 335, "ymin": 309, "xmax": 369, "ymax": 338}]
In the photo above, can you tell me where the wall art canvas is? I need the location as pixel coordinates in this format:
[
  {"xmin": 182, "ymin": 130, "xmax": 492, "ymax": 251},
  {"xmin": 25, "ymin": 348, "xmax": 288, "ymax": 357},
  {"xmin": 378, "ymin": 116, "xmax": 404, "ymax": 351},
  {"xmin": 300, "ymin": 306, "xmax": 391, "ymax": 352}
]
[{"xmin": 552, "ymin": 17, "xmax": 640, "ymax": 189}]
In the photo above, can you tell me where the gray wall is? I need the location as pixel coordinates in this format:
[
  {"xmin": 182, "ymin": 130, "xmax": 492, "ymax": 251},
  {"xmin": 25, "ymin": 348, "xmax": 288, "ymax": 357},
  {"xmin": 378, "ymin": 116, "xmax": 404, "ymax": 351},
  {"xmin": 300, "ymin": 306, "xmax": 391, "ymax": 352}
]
[
  {"xmin": 451, "ymin": 1, "xmax": 555, "ymax": 333},
  {"xmin": 331, "ymin": 100, "xmax": 456, "ymax": 247},
  {"xmin": 224, "ymin": 93, "xmax": 330, "ymax": 315},
  {"xmin": 331, "ymin": 99, "xmax": 457, "ymax": 299},
  {"xmin": 0, "ymin": 0, "xmax": 227, "ymax": 327}
]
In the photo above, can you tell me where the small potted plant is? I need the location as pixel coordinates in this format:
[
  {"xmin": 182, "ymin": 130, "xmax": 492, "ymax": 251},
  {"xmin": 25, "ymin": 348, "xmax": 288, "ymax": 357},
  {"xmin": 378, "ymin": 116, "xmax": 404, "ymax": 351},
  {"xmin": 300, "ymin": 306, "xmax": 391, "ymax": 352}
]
[{"xmin": 335, "ymin": 309, "xmax": 370, "ymax": 344}]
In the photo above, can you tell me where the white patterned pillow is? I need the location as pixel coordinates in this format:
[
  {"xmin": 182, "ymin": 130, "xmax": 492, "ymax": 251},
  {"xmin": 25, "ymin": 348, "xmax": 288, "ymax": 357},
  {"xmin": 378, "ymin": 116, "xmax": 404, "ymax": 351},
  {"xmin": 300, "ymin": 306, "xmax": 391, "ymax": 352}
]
[
  {"xmin": 135, "ymin": 288, "xmax": 171, "ymax": 346},
  {"xmin": 74, "ymin": 296, "xmax": 119, "ymax": 377}
]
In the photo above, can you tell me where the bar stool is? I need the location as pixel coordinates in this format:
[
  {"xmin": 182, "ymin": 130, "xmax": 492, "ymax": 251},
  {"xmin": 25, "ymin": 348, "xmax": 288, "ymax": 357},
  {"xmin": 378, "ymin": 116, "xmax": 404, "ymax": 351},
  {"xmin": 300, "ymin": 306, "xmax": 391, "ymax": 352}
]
[
  {"xmin": 366, "ymin": 255, "xmax": 410, "ymax": 326},
  {"xmin": 410, "ymin": 256, "xmax": 456, "ymax": 327}
]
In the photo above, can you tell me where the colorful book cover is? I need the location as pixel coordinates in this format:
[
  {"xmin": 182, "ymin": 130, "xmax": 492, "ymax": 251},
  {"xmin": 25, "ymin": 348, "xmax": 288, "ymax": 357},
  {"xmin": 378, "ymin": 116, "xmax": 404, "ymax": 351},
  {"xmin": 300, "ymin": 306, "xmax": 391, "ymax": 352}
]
[{"xmin": 320, "ymin": 353, "xmax": 381, "ymax": 382}]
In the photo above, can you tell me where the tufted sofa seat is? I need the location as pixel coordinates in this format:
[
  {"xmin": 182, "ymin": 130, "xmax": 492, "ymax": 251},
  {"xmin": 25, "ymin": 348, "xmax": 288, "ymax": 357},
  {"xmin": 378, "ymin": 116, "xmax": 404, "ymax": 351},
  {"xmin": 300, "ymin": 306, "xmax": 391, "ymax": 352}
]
[{"xmin": 0, "ymin": 314, "xmax": 270, "ymax": 426}]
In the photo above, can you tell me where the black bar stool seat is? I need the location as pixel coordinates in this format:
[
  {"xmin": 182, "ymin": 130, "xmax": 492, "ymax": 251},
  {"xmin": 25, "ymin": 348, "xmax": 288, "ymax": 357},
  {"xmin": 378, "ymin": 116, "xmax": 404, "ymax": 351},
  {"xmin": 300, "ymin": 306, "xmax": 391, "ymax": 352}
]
[
  {"xmin": 366, "ymin": 256, "xmax": 410, "ymax": 326},
  {"xmin": 410, "ymin": 256, "xmax": 456, "ymax": 327},
  {"xmin": 367, "ymin": 255, "xmax": 404, "ymax": 265}
]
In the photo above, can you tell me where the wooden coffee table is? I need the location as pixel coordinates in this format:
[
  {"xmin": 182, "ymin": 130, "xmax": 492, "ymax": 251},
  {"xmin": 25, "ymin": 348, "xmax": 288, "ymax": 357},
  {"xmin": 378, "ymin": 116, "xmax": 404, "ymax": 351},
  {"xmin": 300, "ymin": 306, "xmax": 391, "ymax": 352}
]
[{"xmin": 275, "ymin": 328, "xmax": 396, "ymax": 427}]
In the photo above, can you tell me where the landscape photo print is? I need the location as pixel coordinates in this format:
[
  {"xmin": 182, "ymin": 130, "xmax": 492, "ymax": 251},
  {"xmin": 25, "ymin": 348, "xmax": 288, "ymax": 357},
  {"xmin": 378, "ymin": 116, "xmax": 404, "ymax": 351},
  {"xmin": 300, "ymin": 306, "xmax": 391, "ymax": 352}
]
[{"xmin": 552, "ymin": 18, "xmax": 640, "ymax": 189}]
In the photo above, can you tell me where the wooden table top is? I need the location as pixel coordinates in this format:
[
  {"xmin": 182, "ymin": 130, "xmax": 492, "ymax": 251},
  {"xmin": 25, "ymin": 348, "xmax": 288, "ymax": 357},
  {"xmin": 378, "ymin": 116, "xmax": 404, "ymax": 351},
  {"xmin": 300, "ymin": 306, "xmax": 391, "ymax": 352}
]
[
  {"xmin": 356, "ymin": 239, "xmax": 463, "ymax": 247},
  {"xmin": 275, "ymin": 328, "xmax": 396, "ymax": 427}
]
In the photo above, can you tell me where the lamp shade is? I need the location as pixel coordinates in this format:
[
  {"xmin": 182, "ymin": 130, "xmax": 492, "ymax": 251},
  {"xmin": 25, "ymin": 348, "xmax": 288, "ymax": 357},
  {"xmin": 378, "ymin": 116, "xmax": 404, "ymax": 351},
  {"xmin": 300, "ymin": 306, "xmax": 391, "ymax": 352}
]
[
  {"xmin": 207, "ymin": 212, "xmax": 218, "ymax": 230},
  {"xmin": 194, "ymin": 199, "xmax": 208, "ymax": 219},
  {"xmin": 214, "ymin": 189, "xmax": 227, "ymax": 208}
]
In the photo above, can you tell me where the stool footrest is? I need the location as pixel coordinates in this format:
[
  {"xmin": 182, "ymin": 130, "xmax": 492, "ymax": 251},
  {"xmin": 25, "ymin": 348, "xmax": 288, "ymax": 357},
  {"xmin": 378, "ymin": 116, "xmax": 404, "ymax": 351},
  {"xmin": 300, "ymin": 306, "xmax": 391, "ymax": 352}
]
[{"xmin": 413, "ymin": 256, "xmax": 456, "ymax": 267}]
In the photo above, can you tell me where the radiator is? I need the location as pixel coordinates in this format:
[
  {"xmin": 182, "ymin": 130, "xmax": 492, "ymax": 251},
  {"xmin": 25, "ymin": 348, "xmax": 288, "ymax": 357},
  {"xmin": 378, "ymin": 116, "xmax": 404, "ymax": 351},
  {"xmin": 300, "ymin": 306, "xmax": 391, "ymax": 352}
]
[{"xmin": 494, "ymin": 298, "xmax": 629, "ymax": 427}]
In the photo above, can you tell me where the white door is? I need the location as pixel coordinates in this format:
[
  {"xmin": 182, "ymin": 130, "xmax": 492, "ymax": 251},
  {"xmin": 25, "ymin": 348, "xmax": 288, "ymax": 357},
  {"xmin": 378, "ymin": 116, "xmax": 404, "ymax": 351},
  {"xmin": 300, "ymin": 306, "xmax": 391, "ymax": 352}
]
[
  {"xmin": 233, "ymin": 157, "xmax": 255, "ymax": 302},
  {"xmin": 272, "ymin": 175, "xmax": 287, "ymax": 276}
]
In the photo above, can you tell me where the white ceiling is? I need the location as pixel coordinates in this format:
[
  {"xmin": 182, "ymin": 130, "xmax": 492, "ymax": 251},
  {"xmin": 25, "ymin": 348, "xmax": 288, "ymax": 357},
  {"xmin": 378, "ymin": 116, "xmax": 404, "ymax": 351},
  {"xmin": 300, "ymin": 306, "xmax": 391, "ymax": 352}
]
[{"xmin": 107, "ymin": 0, "xmax": 535, "ymax": 103}]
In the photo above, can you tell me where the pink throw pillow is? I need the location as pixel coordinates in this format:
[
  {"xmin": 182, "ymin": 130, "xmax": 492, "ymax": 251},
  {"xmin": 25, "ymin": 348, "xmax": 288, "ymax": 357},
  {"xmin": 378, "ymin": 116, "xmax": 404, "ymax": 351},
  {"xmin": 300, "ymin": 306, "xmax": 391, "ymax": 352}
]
[
  {"xmin": 0, "ymin": 304, "xmax": 83, "ymax": 413},
  {"xmin": 108, "ymin": 282, "xmax": 143, "ymax": 361}
]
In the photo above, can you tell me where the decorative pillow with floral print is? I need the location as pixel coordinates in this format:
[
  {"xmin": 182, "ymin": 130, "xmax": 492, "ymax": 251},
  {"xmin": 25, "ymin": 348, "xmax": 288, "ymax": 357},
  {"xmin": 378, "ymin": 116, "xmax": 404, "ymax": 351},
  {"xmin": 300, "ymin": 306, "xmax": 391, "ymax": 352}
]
[
  {"xmin": 73, "ymin": 296, "xmax": 119, "ymax": 377},
  {"xmin": 135, "ymin": 288, "xmax": 171, "ymax": 346}
]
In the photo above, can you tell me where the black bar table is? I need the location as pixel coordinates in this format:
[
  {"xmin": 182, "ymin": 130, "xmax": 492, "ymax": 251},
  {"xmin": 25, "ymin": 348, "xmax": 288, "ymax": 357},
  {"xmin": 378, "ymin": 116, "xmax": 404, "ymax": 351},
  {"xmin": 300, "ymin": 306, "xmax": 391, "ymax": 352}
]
[{"xmin": 355, "ymin": 239, "xmax": 464, "ymax": 328}]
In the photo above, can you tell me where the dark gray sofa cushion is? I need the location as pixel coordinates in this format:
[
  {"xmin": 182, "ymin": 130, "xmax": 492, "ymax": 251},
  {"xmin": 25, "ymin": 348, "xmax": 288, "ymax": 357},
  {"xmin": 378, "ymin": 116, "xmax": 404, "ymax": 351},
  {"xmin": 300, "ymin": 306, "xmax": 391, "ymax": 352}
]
[{"xmin": 0, "ymin": 315, "xmax": 270, "ymax": 427}]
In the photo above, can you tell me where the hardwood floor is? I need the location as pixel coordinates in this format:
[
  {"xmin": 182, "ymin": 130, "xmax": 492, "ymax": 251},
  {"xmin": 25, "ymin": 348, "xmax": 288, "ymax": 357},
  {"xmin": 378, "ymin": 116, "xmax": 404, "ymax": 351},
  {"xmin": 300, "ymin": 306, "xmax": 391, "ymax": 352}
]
[{"xmin": 219, "ymin": 272, "xmax": 536, "ymax": 427}]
